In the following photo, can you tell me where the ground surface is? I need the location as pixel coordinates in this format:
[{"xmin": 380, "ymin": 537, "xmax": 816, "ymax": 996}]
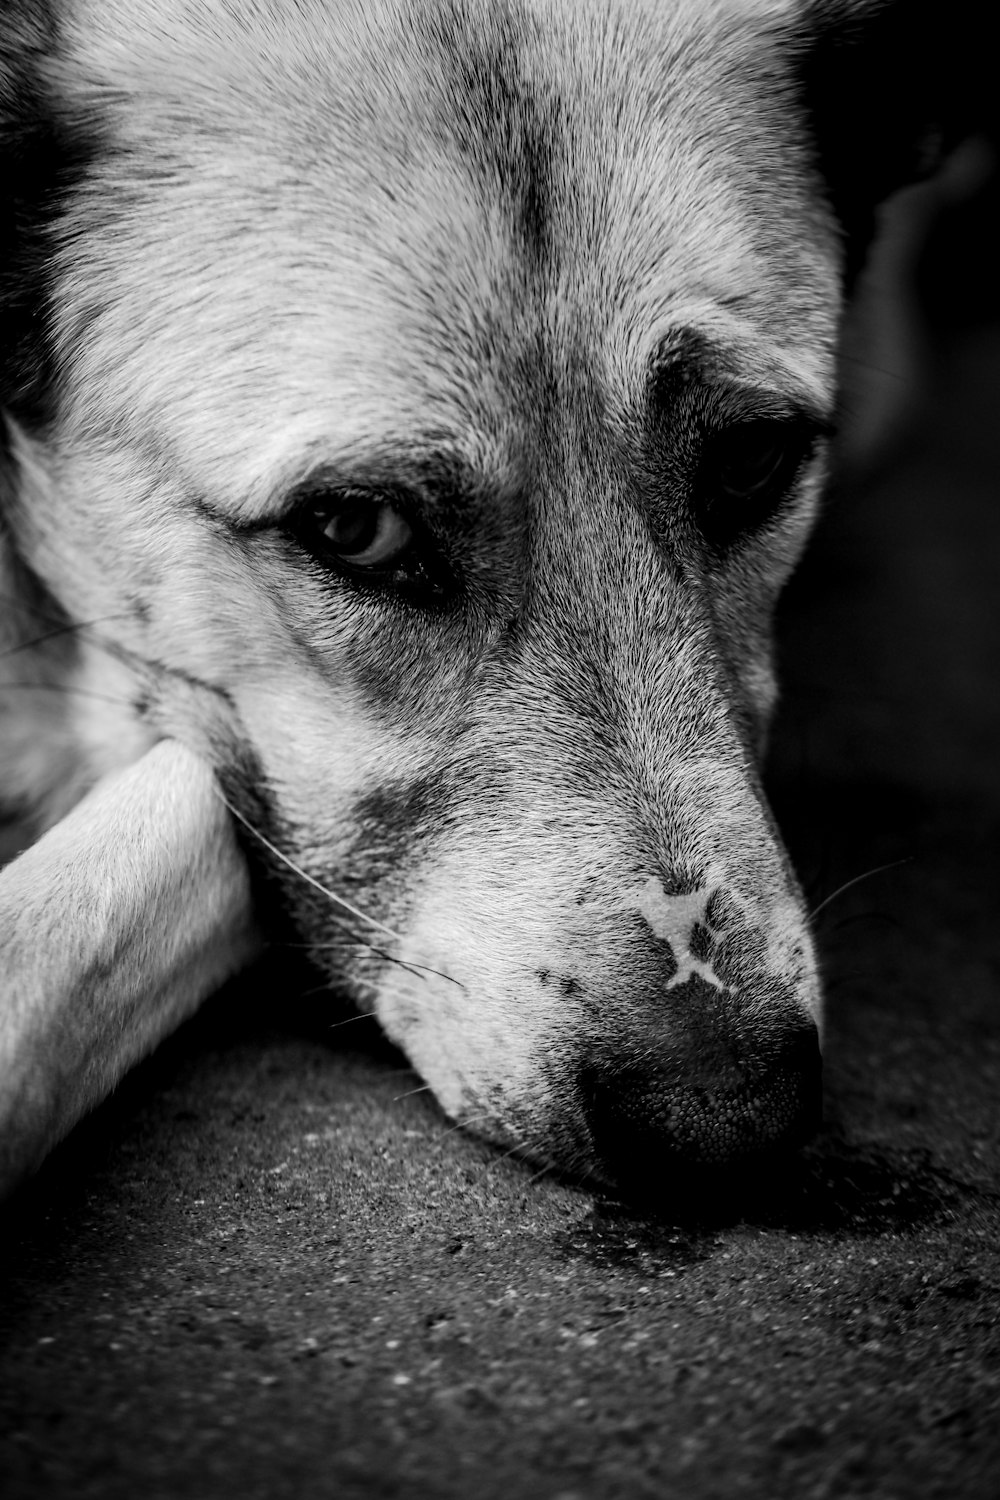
[{"xmin": 2, "ymin": 240, "xmax": 999, "ymax": 1496}]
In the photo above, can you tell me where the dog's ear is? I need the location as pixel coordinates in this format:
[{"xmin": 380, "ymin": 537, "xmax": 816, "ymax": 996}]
[{"xmin": 795, "ymin": 0, "xmax": 994, "ymax": 282}]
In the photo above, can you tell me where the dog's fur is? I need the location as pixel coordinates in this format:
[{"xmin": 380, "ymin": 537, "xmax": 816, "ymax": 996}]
[
  {"xmin": 0, "ymin": 741, "xmax": 260, "ymax": 1187},
  {"xmin": 0, "ymin": 0, "xmax": 981, "ymax": 1193}
]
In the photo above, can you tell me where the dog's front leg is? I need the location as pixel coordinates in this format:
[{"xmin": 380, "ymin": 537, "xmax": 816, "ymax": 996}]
[{"xmin": 0, "ymin": 741, "xmax": 261, "ymax": 1196}]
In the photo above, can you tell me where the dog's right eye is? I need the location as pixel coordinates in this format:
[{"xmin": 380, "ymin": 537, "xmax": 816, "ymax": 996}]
[
  {"xmin": 308, "ymin": 494, "xmax": 413, "ymax": 569},
  {"xmin": 288, "ymin": 488, "xmax": 455, "ymax": 605}
]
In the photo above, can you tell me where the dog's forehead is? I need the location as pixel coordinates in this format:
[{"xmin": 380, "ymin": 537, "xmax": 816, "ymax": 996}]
[{"xmin": 52, "ymin": 0, "xmax": 836, "ymax": 508}]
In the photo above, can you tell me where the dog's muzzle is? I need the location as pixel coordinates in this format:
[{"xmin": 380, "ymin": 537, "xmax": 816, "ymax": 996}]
[{"xmin": 577, "ymin": 977, "xmax": 822, "ymax": 1191}]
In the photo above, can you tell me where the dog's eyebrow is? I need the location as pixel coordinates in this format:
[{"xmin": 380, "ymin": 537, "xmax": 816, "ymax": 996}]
[
  {"xmin": 650, "ymin": 326, "xmax": 738, "ymax": 388},
  {"xmin": 212, "ymin": 437, "xmax": 492, "ymax": 533},
  {"xmin": 649, "ymin": 323, "xmax": 833, "ymax": 425}
]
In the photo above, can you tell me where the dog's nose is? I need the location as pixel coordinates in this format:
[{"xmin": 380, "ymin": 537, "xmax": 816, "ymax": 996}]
[{"xmin": 578, "ymin": 994, "xmax": 821, "ymax": 1189}]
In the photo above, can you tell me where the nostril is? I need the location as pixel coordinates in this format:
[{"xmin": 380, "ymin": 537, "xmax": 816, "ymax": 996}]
[{"xmin": 579, "ymin": 1018, "xmax": 822, "ymax": 1186}]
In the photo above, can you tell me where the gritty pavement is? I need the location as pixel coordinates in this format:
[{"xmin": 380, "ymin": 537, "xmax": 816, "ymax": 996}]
[{"xmin": 2, "ymin": 264, "xmax": 999, "ymax": 1498}]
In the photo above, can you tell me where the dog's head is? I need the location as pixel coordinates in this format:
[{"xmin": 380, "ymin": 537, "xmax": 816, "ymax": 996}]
[{"xmin": 0, "ymin": 0, "xmax": 973, "ymax": 1191}]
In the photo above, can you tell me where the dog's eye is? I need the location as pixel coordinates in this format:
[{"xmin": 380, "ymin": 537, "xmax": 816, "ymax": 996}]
[
  {"xmin": 696, "ymin": 419, "xmax": 814, "ymax": 549},
  {"xmin": 288, "ymin": 487, "xmax": 455, "ymax": 606},
  {"xmin": 713, "ymin": 422, "xmax": 798, "ymax": 500},
  {"xmin": 307, "ymin": 494, "xmax": 413, "ymax": 569}
]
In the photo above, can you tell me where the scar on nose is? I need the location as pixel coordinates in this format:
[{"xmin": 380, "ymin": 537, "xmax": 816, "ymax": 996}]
[{"xmin": 629, "ymin": 875, "xmax": 728, "ymax": 991}]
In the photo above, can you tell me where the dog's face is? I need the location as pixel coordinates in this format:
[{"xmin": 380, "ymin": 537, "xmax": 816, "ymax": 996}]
[{"xmin": 0, "ymin": 0, "xmax": 946, "ymax": 1188}]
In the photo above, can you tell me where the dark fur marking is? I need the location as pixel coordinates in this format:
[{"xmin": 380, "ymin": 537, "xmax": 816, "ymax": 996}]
[
  {"xmin": 309, "ymin": 773, "xmax": 454, "ymax": 955},
  {"xmin": 706, "ymin": 889, "xmax": 741, "ymax": 933},
  {"xmin": 647, "ymin": 935, "xmax": 679, "ymax": 987},
  {"xmin": 427, "ymin": 3, "xmax": 560, "ymax": 268},
  {"xmin": 257, "ymin": 771, "xmax": 458, "ymax": 996},
  {"xmin": 660, "ymin": 870, "xmax": 705, "ymax": 900},
  {"xmin": 559, "ymin": 975, "xmax": 581, "ymax": 998},
  {"xmin": 352, "ymin": 773, "xmax": 451, "ymax": 847},
  {"xmin": 689, "ymin": 922, "xmax": 713, "ymax": 964}
]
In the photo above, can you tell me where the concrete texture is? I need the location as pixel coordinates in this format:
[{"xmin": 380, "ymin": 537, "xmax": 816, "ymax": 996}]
[{"xmin": 2, "ymin": 224, "xmax": 999, "ymax": 1497}]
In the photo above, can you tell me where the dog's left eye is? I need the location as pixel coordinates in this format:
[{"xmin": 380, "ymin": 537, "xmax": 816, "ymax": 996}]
[{"xmin": 696, "ymin": 419, "xmax": 815, "ymax": 548}]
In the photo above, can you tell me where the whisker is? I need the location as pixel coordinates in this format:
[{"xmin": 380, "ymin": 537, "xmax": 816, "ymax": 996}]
[
  {"xmin": 0, "ymin": 680, "xmax": 136, "ymax": 708},
  {"xmin": 275, "ymin": 931, "xmax": 425, "ymax": 978},
  {"xmin": 1, "ymin": 594, "xmax": 253, "ymax": 712},
  {"xmin": 835, "ymin": 350, "xmax": 910, "ymax": 385},
  {"xmin": 297, "ymin": 980, "xmax": 336, "ymax": 1001},
  {"xmin": 525, "ymin": 1155, "xmax": 563, "ymax": 1187},
  {"xmin": 298, "ymin": 940, "xmax": 375, "ymax": 951},
  {"xmin": 400, "ymin": 960, "xmax": 463, "ymax": 987},
  {"xmin": 439, "ymin": 1112, "xmax": 495, "ymax": 1141},
  {"xmin": 483, "ymin": 1138, "xmax": 534, "ymax": 1175},
  {"xmin": 273, "ymin": 937, "xmax": 438, "ymax": 978},
  {"xmin": 0, "ymin": 591, "xmax": 143, "ymax": 671},
  {"xmin": 269, "ymin": 940, "xmax": 340, "ymax": 951},
  {"xmin": 314, "ymin": 938, "xmax": 459, "ymax": 988},
  {"xmin": 217, "ymin": 800, "xmax": 465, "ymax": 989},
  {"xmin": 309, "ymin": 939, "xmax": 464, "ymax": 985},
  {"xmin": 220, "ymin": 796, "xmax": 406, "ymax": 943},
  {"xmin": 0, "ymin": 589, "xmax": 73, "ymax": 632},
  {"xmin": 392, "ymin": 1083, "xmax": 434, "ymax": 1103},
  {"xmin": 0, "ymin": 611, "xmax": 133, "ymax": 663},
  {"xmin": 809, "ymin": 858, "xmax": 911, "ymax": 921}
]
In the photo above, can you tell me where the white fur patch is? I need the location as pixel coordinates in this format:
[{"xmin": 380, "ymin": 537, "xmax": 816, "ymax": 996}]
[{"xmin": 626, "ymin": 877, "xmax": 727, "ymax": 991}]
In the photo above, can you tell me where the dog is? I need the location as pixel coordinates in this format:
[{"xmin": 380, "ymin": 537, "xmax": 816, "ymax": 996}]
[{"xmin": 0, "ymin": 0, "xmax": 983, "ymax": 1198}]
